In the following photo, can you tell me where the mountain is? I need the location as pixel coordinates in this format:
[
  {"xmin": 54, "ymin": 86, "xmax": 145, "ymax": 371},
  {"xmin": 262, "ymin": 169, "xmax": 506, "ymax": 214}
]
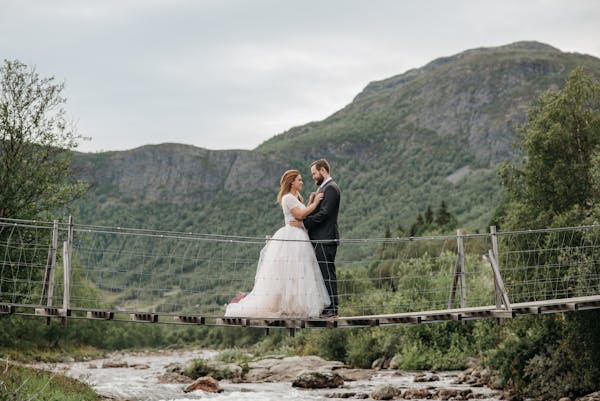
[
  {"xmin": 258, "ymin": 41, "xmax": 598, "ymax": 163},
  {"xmin": 67, "ymin": 40, "xmax": 600, "ymax": 312},
  {"xmin": 73, "ymin": 41, "xmax": 600, "ymax": 235}
]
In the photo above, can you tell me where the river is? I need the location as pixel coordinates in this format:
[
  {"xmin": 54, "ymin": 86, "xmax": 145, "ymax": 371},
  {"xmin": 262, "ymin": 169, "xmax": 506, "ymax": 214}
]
[{"xmin": 35, "ymin": 350, "xmax": 503, "ymax": 401}]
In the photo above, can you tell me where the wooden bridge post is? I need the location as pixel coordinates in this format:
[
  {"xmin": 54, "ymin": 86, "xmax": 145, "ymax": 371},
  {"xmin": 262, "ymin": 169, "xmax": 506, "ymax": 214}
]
[
  {"xmin": 61, "ymin": 216, "xmax": 74, "ymax": 324},
  {"xmin": 43, "ymin": 220, "xmax": 59, "ymax": 325},
  {"xmin": 448, "ymin": 229, "xmax": 466, "ymax": 309},
  {"xmin": 488, "ymin": 226, "xmax": 511, "ymax": 311},
  {"xmin": 490, "ymin": 226, "xmax": 502, "ymax": 309},
  {"xmin": 458, "ymin": 229, "xmax": 466, "ymax": 309},
  {"xmin": 40, "ymin": 220, "xmax": 59, "ymax": 308}
]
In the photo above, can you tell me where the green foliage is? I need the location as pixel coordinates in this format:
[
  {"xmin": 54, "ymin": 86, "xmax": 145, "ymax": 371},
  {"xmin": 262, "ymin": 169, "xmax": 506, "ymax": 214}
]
[
  {"xmin": 345, "ymin": 329, "xmax": 382, "ymax": 368},
  {"xmin": 408, "ymin": 202, "xmax": 458, "ymax": 236},
  {"xmin": 308, "ymin": 329, "xmax": 349, "ymax": 363},
  {"xmin": 0, "ymin": 59, "xmax": 87, "ymax": 306},
  {"xmin": 0, "ymin": 59, "xmax": 87, "ymax": 221},
  {"xmin": 484, "ymin": 311, "xmax": 600, "ymax": 400},
  {"xmin": 499, "ymin": 67, "xmax": 600, "ymax": 230},
  {"xmin": 184, "ymin": 357, "xmax": 241, "ymax": 380},
  {"xmin": 0, "ymin": 363, "xmax": 97, "ymax": 401},
  {"xmin": 214, "ymin": 348, "xmax": 253, "ymax": 366},
  {"xmin": 492, "ymin": 67, "xmax": 600, "ymax": 398}
]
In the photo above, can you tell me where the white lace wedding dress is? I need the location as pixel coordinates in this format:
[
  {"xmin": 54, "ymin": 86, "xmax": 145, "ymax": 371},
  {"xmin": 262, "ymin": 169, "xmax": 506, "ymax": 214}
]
[{"xmin": 224, "ymin": 193, "xmax": 330, "ymax": 318}]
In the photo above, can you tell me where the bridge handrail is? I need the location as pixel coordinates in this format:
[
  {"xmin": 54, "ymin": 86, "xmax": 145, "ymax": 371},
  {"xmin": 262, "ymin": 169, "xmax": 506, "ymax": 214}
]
[{"xmin": 4, "ymin": 217, "xmax": 600, "ymax": 244}]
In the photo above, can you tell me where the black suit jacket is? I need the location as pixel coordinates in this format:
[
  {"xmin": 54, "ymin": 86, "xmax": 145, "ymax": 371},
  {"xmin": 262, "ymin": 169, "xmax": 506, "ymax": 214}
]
[{"xmin": 304, "ymin": 180, "xmax": 340, "ymax": 244}]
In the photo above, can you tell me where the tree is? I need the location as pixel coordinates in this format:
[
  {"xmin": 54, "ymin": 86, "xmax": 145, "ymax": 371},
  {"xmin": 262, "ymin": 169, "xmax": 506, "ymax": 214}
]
[
  {"xmin": 435, "ymin": 201, "xmax": 451, "ymax": 227},
  {"xmin": 0, "ymin": 60, "xmax": 87, "ymax": 306},
  {"xmin": 0, "ymin": 59, "xmax": 86, "ymax": 220},
  {"xmin": 499, "ymin": 66, "xmax": 600, "ymax": 229},
  {"xmin": 491, "ymin": 67, "xmax": 600, "ymax": 398},
  {"xmin": 424, "ymin": 205, "xmax": 434, "ymax": 225},
  {"xmin": 409, "ymin": 213, "xmax": 424, "ymax": 236}
]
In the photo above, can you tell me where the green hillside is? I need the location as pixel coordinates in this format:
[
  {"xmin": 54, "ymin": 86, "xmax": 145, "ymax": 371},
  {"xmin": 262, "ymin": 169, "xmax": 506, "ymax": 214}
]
[{"xmin": 66, "ymin": 41, "xmax": 600, "ymax": 311}]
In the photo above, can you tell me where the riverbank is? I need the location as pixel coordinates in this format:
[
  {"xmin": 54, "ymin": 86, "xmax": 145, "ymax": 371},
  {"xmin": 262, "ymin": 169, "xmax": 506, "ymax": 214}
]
[
  {"xmin": 31, "ymin": 350, "xmax": 504, "ymax": 401},
  {"xmin": 0, "ymin": 361, "xmax": 98, "ymax": 401}
]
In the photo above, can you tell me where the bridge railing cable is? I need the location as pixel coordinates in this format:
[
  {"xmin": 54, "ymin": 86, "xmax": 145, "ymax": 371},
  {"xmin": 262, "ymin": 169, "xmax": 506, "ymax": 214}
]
[{"xmin": 1, "ymin": 217, "xmax": 600, "ymax": 323}]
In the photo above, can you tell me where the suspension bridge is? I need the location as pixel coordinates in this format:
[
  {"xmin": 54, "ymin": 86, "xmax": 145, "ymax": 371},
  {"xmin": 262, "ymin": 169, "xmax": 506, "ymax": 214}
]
[{"xmin": 1, "ymin": 217, "xmax": 600, "ymax": 332}]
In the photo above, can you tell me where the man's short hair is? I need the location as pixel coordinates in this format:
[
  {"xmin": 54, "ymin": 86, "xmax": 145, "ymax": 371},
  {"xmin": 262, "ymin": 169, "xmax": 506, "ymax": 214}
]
[{"xmin": 311, "ymin": 159, "xmax": 330, "ymax": 173}]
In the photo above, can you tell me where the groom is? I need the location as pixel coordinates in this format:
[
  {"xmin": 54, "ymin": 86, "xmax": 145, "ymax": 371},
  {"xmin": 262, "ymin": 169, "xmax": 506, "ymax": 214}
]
[{"xmin": 302, "ymin": 159, "xmax": 340, "ymax": 318}]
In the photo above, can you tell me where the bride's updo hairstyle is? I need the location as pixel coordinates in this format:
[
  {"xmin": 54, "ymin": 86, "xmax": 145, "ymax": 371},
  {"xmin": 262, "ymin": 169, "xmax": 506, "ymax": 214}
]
[{"xmin": 277, "ymin": 169, "xmax": 304, "ymax": 205}]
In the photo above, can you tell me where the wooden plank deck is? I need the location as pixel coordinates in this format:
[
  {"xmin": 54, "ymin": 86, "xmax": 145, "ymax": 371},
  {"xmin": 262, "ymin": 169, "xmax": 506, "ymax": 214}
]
[
  {"xmin": 2, "ymin": 295, "xmax": 600, "ymax": 328},
  {"xmin": 215, "ymin": 295, "xmax": 600, "ymax": 328}
]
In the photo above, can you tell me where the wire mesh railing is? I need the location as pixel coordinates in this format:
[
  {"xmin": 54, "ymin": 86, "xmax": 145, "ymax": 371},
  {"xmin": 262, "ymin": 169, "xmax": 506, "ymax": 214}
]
[{"xmin": 1, "ymin": 217, "xmax": 600, "ymax": 324}]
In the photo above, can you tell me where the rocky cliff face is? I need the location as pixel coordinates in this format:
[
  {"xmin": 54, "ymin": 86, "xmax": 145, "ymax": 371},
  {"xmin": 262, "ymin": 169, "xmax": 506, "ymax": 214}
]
[{"xmin": 75, "ymin": 143, "xmax": 286, "ymax": 202}]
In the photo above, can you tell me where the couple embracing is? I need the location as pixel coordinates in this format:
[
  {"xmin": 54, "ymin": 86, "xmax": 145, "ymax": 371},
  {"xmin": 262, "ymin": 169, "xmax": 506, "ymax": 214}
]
[{"xmin": 225, "ymin": 159, "xmax": 340, "ymax": 319}]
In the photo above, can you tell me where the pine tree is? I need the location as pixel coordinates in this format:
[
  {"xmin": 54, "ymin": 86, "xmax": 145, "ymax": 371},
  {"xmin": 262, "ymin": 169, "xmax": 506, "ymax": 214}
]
[
  {"xmin": 435, "ymin": 201, "xmax": 451, "ymax": 227},
  {"xmin": 424, "ymin": 205, "xmax": 434, "ymax": 224}
]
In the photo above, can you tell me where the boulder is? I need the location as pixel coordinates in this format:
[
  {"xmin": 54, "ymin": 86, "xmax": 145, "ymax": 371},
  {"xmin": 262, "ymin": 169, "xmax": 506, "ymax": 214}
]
[
  {"xmin": 246, "ymin": 355, "xmax": 344, "ymax": 382},
  {"xmin": 434, "ymin": 388, "xmax": 473, "ymax": 400},
  {"xmin": 452, "ymin": 372, "xmax": 467, "ymax": 384},
  {"xmin": 371, "ymin": 385, "xmax": 403, "ymax": 400},
  {"xmin": 157, "ymin": 372, "xmax": 193, "ymax": 384},
  {"xmin": 334, "ymin": 368, "xmax": 374, "ymax": 381},
  {"xmin": 184, "ymin": 376, "xmax": 222, "ymax": 393},
  {"xmin": 577, "ymin": 392, "xmax": 600, "ymax": 401},
  {"xmin": 292, "ymin": 370, "xmax": 344, "ymax": 389},
  {"xmin": 101, "ymin": 361, "xmax": 128, "ymax": 368},
  {"xmin": 404, "ymin": 388, "xmax": 432, "ymax": 399},
  {"xmin": 468, "ymin": 393, "xmax": 489, "ymax": 400},
  {"xmin": 185, "ymin": 359, "xmax": 243, "ymax": 381},
  {"xmin": 326, "ymin": 392, "xmax": 369, "ymax": 399},
  {"xmin": 500, "ymin": 390, "xmax": 515, "ymax": 401},
  {"xmin": 164, "ymin": 362, "xmax": 184, "ymax": 374},
  {"xmin": 388, "ymin": 355, "xmax": 399, "ymax": 370},
  {"xmin": 414, "ymin": 373, "xmax": 440, "ymax": 382},
  {"xmin": 372, "ymin": 357, "xmax": 385, "ymax": 370},
  {"xmin": 436, "ymin": 389, "xmax": 459, "ymax": 400}
]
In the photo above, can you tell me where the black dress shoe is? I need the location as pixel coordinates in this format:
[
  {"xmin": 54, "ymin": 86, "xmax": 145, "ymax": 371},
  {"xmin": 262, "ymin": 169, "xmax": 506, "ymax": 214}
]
[{"xmin": 319, "ymin": 312, "xmax": 338, "ymax": 318}]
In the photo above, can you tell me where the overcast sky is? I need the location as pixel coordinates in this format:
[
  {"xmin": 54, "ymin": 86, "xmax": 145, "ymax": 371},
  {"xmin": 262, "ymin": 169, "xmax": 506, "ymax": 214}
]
[{"xmin": 2, "ymin": 0, "xmax": 599, "ymax": 153}]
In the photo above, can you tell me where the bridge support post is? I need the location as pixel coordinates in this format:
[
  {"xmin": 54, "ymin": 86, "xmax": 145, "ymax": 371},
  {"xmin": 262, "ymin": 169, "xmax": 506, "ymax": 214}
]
[
  {"xmin": 448, "ymin": 229, "xmax": 466, "ymax": 309},
  {"xmin": 61, "ymin": 216, "xmax": 74, "ymax": 324},
  {"xmin": 488, "ymin": 226, "xmax": 511, "ymax": 312},
  {"xmin": 40, "ymin": 220, "xmax": 59, "ymax": 324}
]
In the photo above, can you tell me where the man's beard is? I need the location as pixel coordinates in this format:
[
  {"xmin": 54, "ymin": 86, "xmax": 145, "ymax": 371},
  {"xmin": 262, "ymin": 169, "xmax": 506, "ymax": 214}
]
[{"xmin": 315, "ymin": 174, "xmax": 324, "ymax": 186}]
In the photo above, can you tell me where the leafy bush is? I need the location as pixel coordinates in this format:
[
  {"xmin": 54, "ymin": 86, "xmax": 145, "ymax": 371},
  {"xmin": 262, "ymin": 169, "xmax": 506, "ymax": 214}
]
[{"xmin": 184, "ymin": 357, "xmax": 240, "ymax": 380}]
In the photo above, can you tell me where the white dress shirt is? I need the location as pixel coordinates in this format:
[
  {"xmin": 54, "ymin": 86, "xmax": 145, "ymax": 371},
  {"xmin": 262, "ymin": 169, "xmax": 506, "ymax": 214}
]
[{"xmin": 318, "ymin": 177, "xmax": 332, "ymax": 192}]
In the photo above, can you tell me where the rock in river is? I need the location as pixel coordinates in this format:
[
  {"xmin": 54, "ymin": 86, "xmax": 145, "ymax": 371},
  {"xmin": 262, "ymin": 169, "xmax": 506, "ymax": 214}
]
[{"xmin": 292, "ymin": 370, "xmax": 344, "ymax": 389}]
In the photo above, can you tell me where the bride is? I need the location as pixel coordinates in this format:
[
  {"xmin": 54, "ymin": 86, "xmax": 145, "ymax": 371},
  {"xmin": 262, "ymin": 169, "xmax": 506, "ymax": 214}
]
[{"xmin": 224, "ymin": 169, "xmax": 331, "ymax": 318}]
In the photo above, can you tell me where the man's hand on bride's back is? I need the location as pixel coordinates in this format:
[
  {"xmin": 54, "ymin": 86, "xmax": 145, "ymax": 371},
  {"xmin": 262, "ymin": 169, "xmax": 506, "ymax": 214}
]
[{"xmin": 289, "ymin": 219, "xmax": 303, "ymax": 228}]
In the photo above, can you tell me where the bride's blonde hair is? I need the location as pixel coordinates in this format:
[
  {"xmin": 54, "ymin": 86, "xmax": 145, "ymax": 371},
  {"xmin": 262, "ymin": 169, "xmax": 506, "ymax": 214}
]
[{"xmin": 277, "ymin": 169, "xmax": 304, "ymax": 205}]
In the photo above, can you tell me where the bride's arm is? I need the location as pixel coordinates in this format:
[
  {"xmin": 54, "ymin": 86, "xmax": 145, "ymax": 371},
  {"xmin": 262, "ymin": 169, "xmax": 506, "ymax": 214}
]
[{"xmin": 290, "ymin": 193, "xmax": 323, "ymax": 220}]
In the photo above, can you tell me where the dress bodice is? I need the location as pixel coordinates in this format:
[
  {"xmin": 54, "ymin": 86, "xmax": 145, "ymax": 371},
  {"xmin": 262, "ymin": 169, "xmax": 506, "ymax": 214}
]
[{"xmin": 282, "ymin": 193, "xmax": 305, "ymax": 224}]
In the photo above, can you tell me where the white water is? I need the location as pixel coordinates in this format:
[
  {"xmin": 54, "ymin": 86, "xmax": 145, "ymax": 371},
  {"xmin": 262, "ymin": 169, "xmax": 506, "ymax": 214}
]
[{"xmin": 35, "ymin": 350, "xmax": 503, "ymax": 401}]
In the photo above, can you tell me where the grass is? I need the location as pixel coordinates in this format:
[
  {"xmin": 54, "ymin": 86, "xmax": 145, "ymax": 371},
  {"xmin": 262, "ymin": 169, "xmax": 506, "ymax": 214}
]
[
  {"xmin": 0, "ymin": 361, "xmax": 98, "ymax": 401},
  {"xmin": 0, "ymin": 346, "xmax": 105, "ymax": 364}
]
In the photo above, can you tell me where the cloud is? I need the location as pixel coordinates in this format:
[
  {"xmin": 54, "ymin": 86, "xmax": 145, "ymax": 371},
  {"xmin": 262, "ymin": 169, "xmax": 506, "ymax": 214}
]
[{"xmin": 1, "ymin": 0, "xmax": 599, "ymax": 152}]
